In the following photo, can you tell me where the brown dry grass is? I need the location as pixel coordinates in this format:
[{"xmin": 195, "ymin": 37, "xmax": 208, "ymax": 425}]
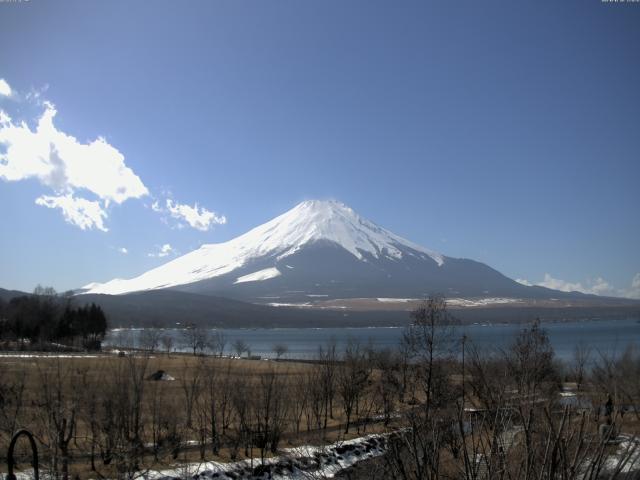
[{"xmin": 0, "ymin": 352, "xmax": 395, "ymax": 479}]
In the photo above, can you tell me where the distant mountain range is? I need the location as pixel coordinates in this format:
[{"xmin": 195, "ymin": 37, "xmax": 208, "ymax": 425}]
[{"xmin": 81, "ymin": 200, "xmax": 585, "ymax": 302}]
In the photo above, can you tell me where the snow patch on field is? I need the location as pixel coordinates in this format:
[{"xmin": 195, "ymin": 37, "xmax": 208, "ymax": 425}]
[
  {"xmin": 376, "ymin": 298, "xmax": 418, "ymax": 303},
  {"xmin": 267, "ymin": 302, "xmax": 313, "ymax": 308},
  {"xmin": 446, "ymin": 297, "xmax": 522, "ymax": 307},
  {"xmin": 375, "ymin": 297, "xmax": 523, "ymax": 307},
  {"xmin": 603, "ymin": 435, "xmax": 640, "ymax": 474},
  {"xmin": 140, "ymin": 434, "xmax": 387, "ymax": 480},
  {"xmin": 9, "ymin": 435, "xmax": 387, "ymax": 480}
]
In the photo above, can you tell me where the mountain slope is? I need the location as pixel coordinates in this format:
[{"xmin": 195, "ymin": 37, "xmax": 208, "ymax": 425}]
[
  {"xmin": 82, "ymin": 200, "xmax": 586, "ymax": 301},
  {"xmin": 0, "ymin": 287, "xmax": 28, "ymax": 302}
]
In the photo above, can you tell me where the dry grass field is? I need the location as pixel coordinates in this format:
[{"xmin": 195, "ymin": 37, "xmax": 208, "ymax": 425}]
[
  {"xmin": 0, "ymin": 351, "xmax": 397, "ymax": 479},
  {"xmin": 1, "ymin": 308, "xmax": 640, "ymax": 480}
]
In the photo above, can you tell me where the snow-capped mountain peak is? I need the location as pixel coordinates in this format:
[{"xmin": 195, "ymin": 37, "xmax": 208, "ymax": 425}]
[
  {"xmin": 238, "ymin": 199, "xmax": 443, "ymax": 264},
  {"xmin": 83, "ymin": 200, "xmax": 444, "ymax": 295}
]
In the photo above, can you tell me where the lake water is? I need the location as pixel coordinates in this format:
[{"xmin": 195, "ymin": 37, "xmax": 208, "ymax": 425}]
[{"xmin": 105, "ymin": 317, "xmax": 640, "ymax": 361}]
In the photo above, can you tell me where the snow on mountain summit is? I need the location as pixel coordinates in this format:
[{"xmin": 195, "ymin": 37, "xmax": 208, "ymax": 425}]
[
  {"xmin": 83, "ymin": 200, "xmax": 445, "ymax": 295},
  {"xmin": 243, "ymin": 199, "xmax": 444, "ymax": 264}
]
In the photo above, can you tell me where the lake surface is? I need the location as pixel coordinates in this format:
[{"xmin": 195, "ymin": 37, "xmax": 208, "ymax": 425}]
[{"xmin": 105, "ymin": 317, "xmax": 640, "ymax": 361}]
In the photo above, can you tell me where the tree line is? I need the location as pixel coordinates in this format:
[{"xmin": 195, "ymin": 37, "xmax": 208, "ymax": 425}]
[{"xmin": 0, "ymin": 286, "xmax": 108, "ymax": 350}]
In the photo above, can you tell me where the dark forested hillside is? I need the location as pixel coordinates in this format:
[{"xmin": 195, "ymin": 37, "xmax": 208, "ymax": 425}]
[{"xmin": 0, "ymin": 287, "xmax": 108, "ymax": 349}]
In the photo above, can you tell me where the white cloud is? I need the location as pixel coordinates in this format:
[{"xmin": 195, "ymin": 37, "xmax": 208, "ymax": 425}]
[
  {"xmin": 0, "ymin": 79, "xmax": 11, "ymax": 97},
  {"xmin": 0, "ymin": 102, "xmax": 148, "ymax": 203},
  {"xmin": 536, "ymin": 273, "xmax": 584, "ymax": 293},
  {"xmin": 25, "ymin": 84, "xmax": 49, "ymax": 103},
  {"xmin": 148, "ymin": 243, "xmax": 174, "ymax": 258},
  {"xmin": 536, "ymin": 273, "xmax": 616, "ymax": 296},
  {"xmin": 35, "ymin": 194, "xmax": 108, "ymax": 232},
  {"xmin": 164, "ymin": 199, "xmax": 227, "ymax": 231},
  {"xmin": 0, "ymin": 110, "xmax": 11, "ymax": 126},
  {"xmin": 585, "ymin": 277, "xmax": 614, "ymax": 296},
  {"xmin": 0, "ymin": 101, "xmax": 148, "ymax": 231},
  {"xmin": 516, "ymin": 272, "xmax": 640, "ymax": 298},
  {"xmin": 622, "ymin": 273, "xmax": 640, "ymax": 299},
  {"xmin": 117, "ymin": 247, "xmax": 128, "ymax": 254}
]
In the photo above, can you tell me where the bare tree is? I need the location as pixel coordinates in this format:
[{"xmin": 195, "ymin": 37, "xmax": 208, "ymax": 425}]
[
  {"xmin": 337, "ymin": 340, "xmax": 371, "ymax": 433},
  {"xmin": 403, "ymin": 296, "xmax": 457, "ymax": 411},
  {"xmin": 200, "ymin": 359, "xmax": 221, "ymax": 455},
  {"xmin": 161, "ymin": 334, "xmax": 174, "ymax": 356},
  {"xmin": 252, "ymin": 367, "xmax": 289, "ymax": 462},
  {"xmin": 233, "ymin": 338, "xmax": 249, "ymax": 358},
  {"xmin": 180, "ymin": 357, "xmax": 203, "ymax": 429},
  {"xmin": 592, "ymin": 345, "xmax": 640, "ymax": 421},
  {"xmin": 79, "ymin": 366, "xmax": 103, "ymax": 471},
  {"xmin": 182, "ymin": 324, "xmax": 209, "ymax": 356},
  {"xmin": 36, "ymin": 358, "xmax": 80, "ymax": 480},
  {"xmin": 272, "ymin": 343, "xmax": 288, "ymax": 359},
  {"xmin": 97, "ymin": 355, "xmax": 150, "ymax": 475},
  {"xmin": 210, "ymin": 330, "xmax": 227, "ymax": 357},
  {"xmin": 505, "ymin": 319, "xmax": 559, "ymax": 406},
  {"xmin": 372, "ymin": 349, "xmax": 402, "ymax": 426},
  {"xmin": 139, "ymin": 328, "xmax": 162, "ymax": 352},
  {"xmin": 572, "ymin": 341, "xmax": 591, "ymax": 391},
  {"xmin": 290, "ymin": 375, "xmax": 309, "ymax": 434},
  {"xmin": 385, "ymin": 296, "xmax": 459, "ymax": 480},
  {"xmin": 304, "ymin": 366, "xmax": 326, "ymax": 431},
  {"xmin": 467, "ymin": 345, "xmax": 510, "ymax": 412},
  {"xmin": 318, "ymin": 339, "xmax": 338, "ymax": 429},
  {"xmin": 229, "ymin": 375, "xmax": 251, "ymax": 459},
  {"xmin": 0, "ymin": 365, "xmax": 27, "ymax": 447}
]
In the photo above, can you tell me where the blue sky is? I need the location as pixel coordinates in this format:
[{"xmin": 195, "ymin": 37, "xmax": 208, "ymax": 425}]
[{"xmin": 0, "ymin": 0, "xmax": 639, "ymax": 297}]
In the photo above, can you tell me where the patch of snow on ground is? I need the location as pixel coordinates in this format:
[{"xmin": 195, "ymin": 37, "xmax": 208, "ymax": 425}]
[
  {"xmin": 137, "ymin": 434, "xmax": 388, "ymax": 480},
  {"xmin": 446, "ymin": 297, "xmax": 522, "ymax": 307},
  {"xmin": 376, "ymin": 298, "xmax": 418, "ymax": 303},
  {"xmin": 603, "ymin": 435, "xmax": 640, "ymax": 474},
  {"xmin": 267, "ymin": 302, "xmax": 313, "ymax": 308}
]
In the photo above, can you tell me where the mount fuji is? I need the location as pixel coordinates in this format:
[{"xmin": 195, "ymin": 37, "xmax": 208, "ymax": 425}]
[{"xmin": 82, "ymin": 200, "xmax": 577, "ymax": 303}]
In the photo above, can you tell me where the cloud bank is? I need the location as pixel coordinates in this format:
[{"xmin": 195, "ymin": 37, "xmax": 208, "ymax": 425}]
[
  {"xmin": 517, "ymin": 272, "xmax": 640, "ymax": 299},
  {"xmin": 625, "ymin": 273, "xmax": 640, "ymax": 299}
]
